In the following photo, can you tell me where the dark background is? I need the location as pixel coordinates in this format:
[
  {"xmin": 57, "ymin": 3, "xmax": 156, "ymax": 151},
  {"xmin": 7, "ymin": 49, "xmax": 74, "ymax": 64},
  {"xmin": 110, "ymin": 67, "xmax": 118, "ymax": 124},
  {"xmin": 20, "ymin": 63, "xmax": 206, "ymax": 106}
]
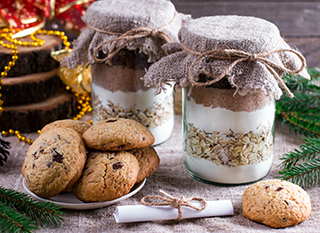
[{"xmin": 171, "ymin": 0, "xmax": 320, "ymax": 67}]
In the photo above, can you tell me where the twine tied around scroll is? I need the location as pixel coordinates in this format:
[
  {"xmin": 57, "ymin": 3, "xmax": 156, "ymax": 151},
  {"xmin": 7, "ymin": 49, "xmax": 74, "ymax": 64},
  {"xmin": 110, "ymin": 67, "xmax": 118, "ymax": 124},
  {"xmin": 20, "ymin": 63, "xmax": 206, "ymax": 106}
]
[
  {"xmin": 140, "ymin": 189, "xmax": 207, "ymax": 221},
  {"xmin": 88, "ymin": 11, "xmax": 177, "ymax": 65},
  {"xmin": 181, "ymin": 43, "xmax": 307, "ymax": 98}
]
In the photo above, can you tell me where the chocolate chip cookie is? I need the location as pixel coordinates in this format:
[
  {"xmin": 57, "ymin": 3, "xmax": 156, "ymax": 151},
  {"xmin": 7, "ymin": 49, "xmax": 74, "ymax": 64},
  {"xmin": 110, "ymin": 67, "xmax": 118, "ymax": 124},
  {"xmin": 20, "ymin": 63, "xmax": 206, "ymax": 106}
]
[
  {"xmin": 40, "ymin": 119, "xmax": 91, "ymax": 136},
  {"xmin": 129, "ymin": 146, "xmax": 160, "ymax": 183},
  {"xmin": 72, "ymin": 150, "xmax": 139, "ymax": 202},
  {"xmin": 21, "ymin": 128, "xmax": 87, "ymax": 198},
  {"xmin": 242, "ymin": 179, "xmax": 312, "ymax": 228},
  {"xmin": 82, "ymin": 118, "xmax": 154, "ymax": 150}
]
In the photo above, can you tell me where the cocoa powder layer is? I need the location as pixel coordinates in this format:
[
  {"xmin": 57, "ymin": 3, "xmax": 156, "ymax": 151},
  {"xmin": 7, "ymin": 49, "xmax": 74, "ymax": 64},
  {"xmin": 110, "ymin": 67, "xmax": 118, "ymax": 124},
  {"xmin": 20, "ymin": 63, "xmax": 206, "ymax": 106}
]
[
  {"xmin": 187, "ymin": 86, "xmax": 273, "ymax": 112},
  {"xmin": 91, "ymin": 63, "xmax": 150, "ymax": 92}
]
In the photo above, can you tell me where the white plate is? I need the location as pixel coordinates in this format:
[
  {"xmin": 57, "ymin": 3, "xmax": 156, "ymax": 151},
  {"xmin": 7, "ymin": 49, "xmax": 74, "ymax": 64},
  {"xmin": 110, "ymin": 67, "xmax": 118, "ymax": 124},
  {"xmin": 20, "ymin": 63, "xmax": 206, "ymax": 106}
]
[{"xmin": 22, "ymin": 178, "xmax": 146, "ymax": 210}]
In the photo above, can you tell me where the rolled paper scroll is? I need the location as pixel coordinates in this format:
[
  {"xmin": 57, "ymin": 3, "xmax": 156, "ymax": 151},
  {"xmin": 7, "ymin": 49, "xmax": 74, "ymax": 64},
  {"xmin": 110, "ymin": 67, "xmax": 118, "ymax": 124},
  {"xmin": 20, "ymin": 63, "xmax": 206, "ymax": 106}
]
[{"xmin": 114, "ymin": 199, "xmax": 234, "ymax": 223}]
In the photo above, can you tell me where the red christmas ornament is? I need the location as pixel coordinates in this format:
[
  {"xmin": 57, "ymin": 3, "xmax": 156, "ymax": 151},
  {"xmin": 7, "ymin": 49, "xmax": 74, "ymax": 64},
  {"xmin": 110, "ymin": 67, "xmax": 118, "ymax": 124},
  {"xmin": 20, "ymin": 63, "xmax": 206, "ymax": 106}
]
[{"xmin": 0, "ymin": 0, "xmax": 93, "ymax": 35}]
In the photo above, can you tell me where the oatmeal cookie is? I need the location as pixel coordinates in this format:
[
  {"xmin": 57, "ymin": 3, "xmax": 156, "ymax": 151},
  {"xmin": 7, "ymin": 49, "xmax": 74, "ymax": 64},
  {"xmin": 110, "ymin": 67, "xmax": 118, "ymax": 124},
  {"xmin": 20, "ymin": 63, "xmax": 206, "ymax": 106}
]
[
  {"xmin": 242, "ymin": 179, "xmax": 312, "ymax": 228},
  {"xmin": 82, "ymin": 118, "xmax": 154, "ymax": 150},
  {"xmin": 72, "ymin": 150, "xmax": 139, "ymax": 202},
  {"xmin": 40, "ymin": 119, "xmax": 91, "ymax": 136},
  {"xmin": 21, "ymin": 128, "xmax": 87, "ymax": 198},
  {"xmin": 129, "ymin": 146, "xmax": 160, "ymax": 183}
]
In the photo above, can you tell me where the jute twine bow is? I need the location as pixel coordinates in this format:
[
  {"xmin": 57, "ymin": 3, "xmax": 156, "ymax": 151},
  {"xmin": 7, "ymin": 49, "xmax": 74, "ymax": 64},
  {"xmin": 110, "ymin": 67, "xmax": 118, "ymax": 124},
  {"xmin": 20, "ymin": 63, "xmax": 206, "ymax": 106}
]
[
  {"xmin": 181, "ymin": 42, "xmax": 307, "ymax": 98},
  {"xmin": 140, "ymin": 189, "xmax": 207, "ymax": 221},
  {"xmin": 88, "ymin": 11, "xmax": 177, "ymax": 65}
]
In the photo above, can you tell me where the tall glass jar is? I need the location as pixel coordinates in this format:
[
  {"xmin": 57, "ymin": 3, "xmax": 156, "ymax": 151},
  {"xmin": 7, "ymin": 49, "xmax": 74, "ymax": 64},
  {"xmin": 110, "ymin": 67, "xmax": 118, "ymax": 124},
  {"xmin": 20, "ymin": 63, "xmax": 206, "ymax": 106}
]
[
  {"xmin": 63, "ymin": 0, "xmax": 190, "ymax": 146},
  {"xmin": 143, "ymin": 15, "xmax": 309, "ymax": 184},
  {"xmin": 182, "ymin": 84, "xmax": 275, "ymax": 184}
]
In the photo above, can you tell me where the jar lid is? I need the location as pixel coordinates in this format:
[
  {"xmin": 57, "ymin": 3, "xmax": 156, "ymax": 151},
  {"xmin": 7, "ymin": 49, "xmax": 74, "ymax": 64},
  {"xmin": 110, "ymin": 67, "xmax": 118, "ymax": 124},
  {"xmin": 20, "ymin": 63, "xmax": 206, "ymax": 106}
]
[
  {"xmin": 83, "ymin": 0, "xmax": 176, "ymax": 33},
  {"xmin": 179, "ymin": 16, "xmax": 280, "ymax": 54},
  {"xmin": 143, "ymin": 16, "xmax": 310, "ymax": 99},
  {"xmin": 63, "ymin": 0, "xmax": 190, "ymax": 68}
]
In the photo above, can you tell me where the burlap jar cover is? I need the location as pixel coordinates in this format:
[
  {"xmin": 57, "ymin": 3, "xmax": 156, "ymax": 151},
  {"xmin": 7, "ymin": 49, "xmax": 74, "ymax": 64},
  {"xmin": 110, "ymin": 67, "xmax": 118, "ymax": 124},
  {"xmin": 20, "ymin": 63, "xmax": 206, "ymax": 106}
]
[
  {"xmin": 143, "ymin": 16, "xmax": 310, "ymax": 184},
  {"xmin": 63, "ymin": 0, "xmax": 190, "ymax": 146}
]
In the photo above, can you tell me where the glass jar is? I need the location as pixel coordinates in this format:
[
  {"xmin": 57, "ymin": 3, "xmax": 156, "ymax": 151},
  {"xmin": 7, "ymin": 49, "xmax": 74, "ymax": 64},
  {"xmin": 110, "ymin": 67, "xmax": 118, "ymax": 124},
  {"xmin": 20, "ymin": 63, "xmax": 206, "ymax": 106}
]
[
  {"xmin": 62, "ymin": 0, "xmax": 190, "ymax": 146},
  {"xmin": 143, "ymin": 15, "xmax": 308, "ymax": 184},
  {"xmin": 91, "ymin": 49, "xmax": 175, "ymax": 146},
  {"xmin": 182, "ymin": 84, "xmax": 275, "ymax": 185}
]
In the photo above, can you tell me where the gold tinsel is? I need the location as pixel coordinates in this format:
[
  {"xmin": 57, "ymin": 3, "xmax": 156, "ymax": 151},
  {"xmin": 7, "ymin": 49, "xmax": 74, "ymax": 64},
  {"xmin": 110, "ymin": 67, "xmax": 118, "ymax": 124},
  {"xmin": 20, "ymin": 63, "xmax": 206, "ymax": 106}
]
[{"xmin": 51, "ymin": 49, "xmax": 91, "ymax": 93}]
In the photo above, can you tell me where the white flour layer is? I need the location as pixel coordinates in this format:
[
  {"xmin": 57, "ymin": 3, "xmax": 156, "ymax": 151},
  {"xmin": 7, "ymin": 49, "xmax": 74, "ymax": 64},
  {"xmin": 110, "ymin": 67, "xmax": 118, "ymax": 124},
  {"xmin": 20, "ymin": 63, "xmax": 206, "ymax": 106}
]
[
  {"xmin": 183, "ymin": 97, "xmax": 275, "ymax": 184},
  {"xmin": 184, "ymin": 154, "xmax": 273, "ymax": 184},
  {"xmin": 92, "ymin": 83, "xmax": 174, "ymax": 145},
  {"xmin": 184, "ymin": 97, "xmax": 275, "ymax": 133}
]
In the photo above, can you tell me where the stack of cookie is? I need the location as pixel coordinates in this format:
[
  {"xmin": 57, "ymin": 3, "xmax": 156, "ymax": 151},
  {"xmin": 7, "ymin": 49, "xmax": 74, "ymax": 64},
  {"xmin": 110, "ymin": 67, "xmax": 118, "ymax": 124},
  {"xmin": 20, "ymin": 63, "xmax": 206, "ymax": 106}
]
[{"xmin": 21, "ymin": 118, "xmax": 160, "ymax": 202}]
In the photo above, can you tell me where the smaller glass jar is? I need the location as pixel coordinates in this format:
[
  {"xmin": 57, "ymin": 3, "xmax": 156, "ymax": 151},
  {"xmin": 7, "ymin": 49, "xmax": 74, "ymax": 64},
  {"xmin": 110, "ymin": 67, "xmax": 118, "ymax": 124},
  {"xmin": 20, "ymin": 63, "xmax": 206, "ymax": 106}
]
[
  {"xmin": 91, "ymin": 48, "xmax": 175, "ymax": 146},
  {"xmin": 63, "ymin": 0, "xmax": 190, "ymax": 146}
]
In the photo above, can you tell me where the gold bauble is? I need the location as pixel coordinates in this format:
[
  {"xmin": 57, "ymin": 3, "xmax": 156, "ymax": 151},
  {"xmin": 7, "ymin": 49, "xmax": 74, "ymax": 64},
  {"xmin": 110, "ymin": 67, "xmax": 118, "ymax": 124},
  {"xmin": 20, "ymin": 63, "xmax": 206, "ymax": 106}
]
[{"xmin": 51, "ymin": 49, "xmax": 91, "ymax": 93}]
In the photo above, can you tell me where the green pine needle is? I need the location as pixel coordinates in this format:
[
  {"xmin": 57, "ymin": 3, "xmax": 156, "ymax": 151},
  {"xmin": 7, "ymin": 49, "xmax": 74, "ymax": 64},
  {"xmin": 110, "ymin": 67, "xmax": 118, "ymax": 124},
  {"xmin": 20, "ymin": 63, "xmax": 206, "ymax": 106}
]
[
  {"xmin": 0, "ymin": 186, "xmax": 65, "ymax": 232},
  {"xmin": 276, "ymin": 68, "xmax": 320, "ymax": 189},
  {"xmin": 276, "ymin": 67, "xmax": 320, "ymax": 138},
  {"xmin": 276, "ymin": 137, "xmax": 320, "ymax": 189},
  {"xmin": 0, "ymin": 203, "xmax": 38, "ymax": 233}
]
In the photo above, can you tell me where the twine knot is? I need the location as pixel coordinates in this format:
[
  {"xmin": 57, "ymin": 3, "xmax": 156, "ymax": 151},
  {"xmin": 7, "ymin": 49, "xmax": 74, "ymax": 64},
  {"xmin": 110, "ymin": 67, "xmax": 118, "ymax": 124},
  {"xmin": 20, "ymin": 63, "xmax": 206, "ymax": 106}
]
[
  {"xmin": 181, "ymin": 43, "xmax": 307, "ymax": 98},
  {"xmin": 150, "ymin": 29, "xmax": 160, "ymax": 37},
  {"xmin": 248, "ymin": 53, "xmax": 258, "ymax": 61},
  {"xmin": 140, "ymin": 189, "xmax": 207, "ymax": 221},
  {"xmin": 88, "ymin": 11, "xmax": 177, "ymax": 65}
]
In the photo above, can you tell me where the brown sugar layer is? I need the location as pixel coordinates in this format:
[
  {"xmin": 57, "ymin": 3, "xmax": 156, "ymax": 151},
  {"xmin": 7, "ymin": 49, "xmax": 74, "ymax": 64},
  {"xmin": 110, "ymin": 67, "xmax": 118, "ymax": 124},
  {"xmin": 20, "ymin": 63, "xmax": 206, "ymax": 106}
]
[
  {"xmin": 187, "ymin": 86, "xmax": 273, "ymax": 112},
  {"xmin": 91, "ymin": 63, "xmax": 150, "ymax": 92}
]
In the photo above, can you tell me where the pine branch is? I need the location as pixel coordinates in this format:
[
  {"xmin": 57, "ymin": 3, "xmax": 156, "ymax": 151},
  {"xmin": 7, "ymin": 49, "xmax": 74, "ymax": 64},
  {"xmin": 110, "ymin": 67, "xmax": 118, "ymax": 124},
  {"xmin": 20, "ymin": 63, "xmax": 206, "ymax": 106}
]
[
  {"xmin": 278, "ymin": 110, "xmax": 320, "ymax": 137},
  {"xmin": 278, "ymin": 137, "xmax": 320, "ymax": 169},
  {"xmin": 0, "ymin": 135, "xmax": 10, "ymax": 166},
  {"xmin": 283, "ymin": 67, "xmax": 320, "ymax": 91},
  {"xmin": 0, "ymin": 203, "xmax": 38, "ymax": 233},
  {"xmin": 277, "ymin": 67, "xmax": 320, "ymax": 138},
  {"xmin": 276, "ymin": 137, "xmax": 320, "ymax": 189},
  {"xmin": 0, "ymin": 187, "xmax": 65, "ymax": 228},
  {"xmin": 277, "ymin": 158, "xmax": 320, "ymax": 189}
]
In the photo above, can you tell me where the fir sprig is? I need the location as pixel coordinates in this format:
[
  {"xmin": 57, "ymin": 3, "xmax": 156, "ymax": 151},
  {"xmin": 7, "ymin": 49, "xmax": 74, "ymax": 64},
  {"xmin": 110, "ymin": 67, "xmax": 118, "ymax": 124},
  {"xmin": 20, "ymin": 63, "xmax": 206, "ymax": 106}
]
[
  {"xmin": 276, "ymin": 68, "xmax": 320, "ymax": 189},
  {"xmin": 0, "ymin": 203, "xmax": 38, "ymax": 233},
  {"xmin": 0, "ymin": 186, "xmax": 65, "ymax": 232},
  {"xmin": 276, "ymin": 67, "xmax": 320, "ymax": 137},
  {"xmin": 276, "ymin": 137, "xmax": 320, "ymax": 189}
]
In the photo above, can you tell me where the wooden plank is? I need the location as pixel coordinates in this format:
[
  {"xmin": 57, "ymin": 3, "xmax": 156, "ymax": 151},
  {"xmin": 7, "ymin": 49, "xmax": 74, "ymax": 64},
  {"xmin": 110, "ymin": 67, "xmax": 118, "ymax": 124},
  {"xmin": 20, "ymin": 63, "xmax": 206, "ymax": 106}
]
[
  {"xmin": 172, "ymin": 1, "xmax": 320, "ymax": 37},
  {"xmin": 286, "ymin": 37, "xmax": 320, "ymax": 67}
]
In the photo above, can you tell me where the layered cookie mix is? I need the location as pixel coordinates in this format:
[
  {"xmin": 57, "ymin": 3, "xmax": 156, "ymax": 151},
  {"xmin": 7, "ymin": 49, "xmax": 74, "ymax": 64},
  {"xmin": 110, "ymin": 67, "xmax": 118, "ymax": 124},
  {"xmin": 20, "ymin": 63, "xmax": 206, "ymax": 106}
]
[{"xmin": 63, "ymin": 0, "xmax": 191, "ymax": 145}]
